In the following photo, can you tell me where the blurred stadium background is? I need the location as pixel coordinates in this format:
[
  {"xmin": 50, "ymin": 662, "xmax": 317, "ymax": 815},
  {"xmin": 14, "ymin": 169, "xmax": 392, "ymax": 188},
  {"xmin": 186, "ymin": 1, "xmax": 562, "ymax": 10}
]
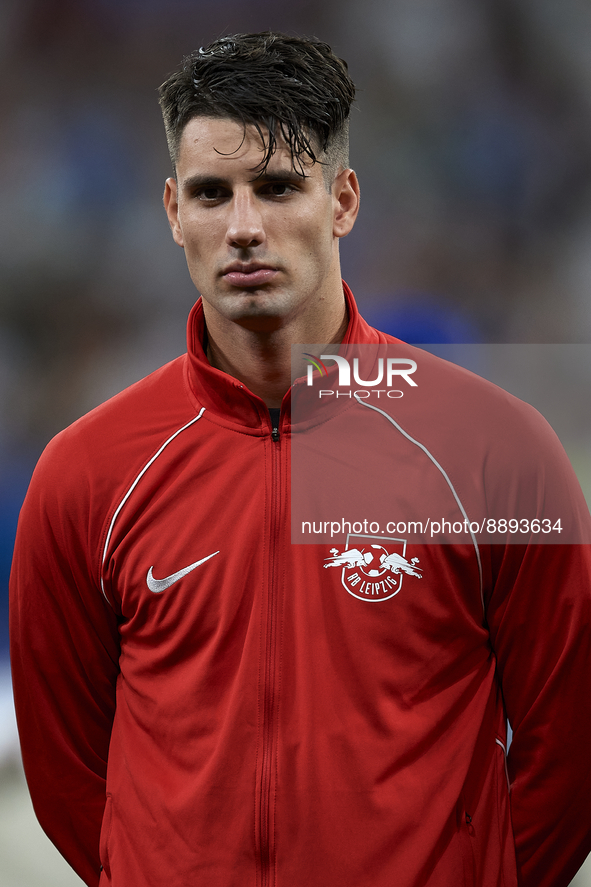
[{"xmin": 1, "ymin": 0, "xmax": 591, "ymax": 883}]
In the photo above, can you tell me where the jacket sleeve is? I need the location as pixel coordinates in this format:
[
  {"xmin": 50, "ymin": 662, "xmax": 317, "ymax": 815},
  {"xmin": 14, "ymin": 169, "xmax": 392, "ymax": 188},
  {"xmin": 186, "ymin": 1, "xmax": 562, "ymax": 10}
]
[
  {"xmin": 9, "ymin": 433, "xmax": 121, "ymax": 887},
  {"xmin": 483, "ymin": 409, "xmax": 591, "ymax": 887}
]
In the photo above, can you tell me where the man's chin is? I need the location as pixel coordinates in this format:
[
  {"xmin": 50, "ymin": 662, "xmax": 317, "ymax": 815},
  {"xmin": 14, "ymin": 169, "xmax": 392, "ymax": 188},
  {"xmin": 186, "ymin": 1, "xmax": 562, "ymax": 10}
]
[
  {"xmin": 200, "ymin": 284, "xmax": 300, "ymax": 332},
  {"xmin": 234, "ymin": 310, "xmax": 290, "ymax": 334},
  {"xmin": 222, "ymin": 291, "xmax": 293, "ymax": 329}
]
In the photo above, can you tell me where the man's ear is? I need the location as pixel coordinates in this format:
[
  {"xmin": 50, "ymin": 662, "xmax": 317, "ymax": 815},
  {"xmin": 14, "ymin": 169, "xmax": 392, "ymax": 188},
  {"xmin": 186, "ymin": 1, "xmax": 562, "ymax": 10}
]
[
  {"xmin": 332, "ymin": 169, "xmax": 360, "ymax": 238},
  {"xmin": 163, "ymin": 178, "xmax": 184, "ymax": 247}
]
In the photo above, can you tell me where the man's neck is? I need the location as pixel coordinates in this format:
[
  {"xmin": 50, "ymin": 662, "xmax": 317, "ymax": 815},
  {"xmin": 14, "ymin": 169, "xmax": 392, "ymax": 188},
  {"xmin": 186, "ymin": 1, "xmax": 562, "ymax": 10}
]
[{"xmin": 204, "ymin": 300, "xmax": 348, "ymax": 409}]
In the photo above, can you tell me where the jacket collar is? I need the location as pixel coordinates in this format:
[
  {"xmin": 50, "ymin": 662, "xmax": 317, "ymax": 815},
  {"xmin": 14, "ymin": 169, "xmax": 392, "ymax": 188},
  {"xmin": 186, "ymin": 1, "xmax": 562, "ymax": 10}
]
[{"xmin": 185, "ymin": 282, "xmax": 392, "ymax": 432}]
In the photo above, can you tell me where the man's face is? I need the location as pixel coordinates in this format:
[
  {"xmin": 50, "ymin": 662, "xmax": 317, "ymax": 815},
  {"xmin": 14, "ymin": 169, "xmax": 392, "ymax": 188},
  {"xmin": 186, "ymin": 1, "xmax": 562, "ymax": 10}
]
[{"xmin": 164, "ymin": 116, "xmax": 359, "ymax": 334}]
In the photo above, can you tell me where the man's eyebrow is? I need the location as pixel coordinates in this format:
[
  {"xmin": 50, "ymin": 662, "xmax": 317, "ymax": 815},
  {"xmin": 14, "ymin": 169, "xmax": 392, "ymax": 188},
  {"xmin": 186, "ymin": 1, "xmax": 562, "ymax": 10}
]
[
  {"xmin": 180, "ymin": 167, "xmax": 308, "ymax": 191},
  {"xmin": 249, "ymin": 168, "xmax": 308, "ymax": 184},
  {"xmin": 180, "ymin": 169, "xmax": 307, "ymax": 192},
  {"xmin": 181, "ymin": 174, "xmax": 229, "ymax": 191}
]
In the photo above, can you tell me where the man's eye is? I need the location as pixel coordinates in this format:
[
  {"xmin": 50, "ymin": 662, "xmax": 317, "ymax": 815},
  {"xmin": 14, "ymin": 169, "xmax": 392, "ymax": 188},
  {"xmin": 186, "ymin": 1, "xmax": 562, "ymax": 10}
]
[
  {"xmin": 266, "ymin": 183, "xmax": 294, "ymax": 197},
  {"xmin": 198, "ymin": 188, "xmax": 222, "ymax": 200}
]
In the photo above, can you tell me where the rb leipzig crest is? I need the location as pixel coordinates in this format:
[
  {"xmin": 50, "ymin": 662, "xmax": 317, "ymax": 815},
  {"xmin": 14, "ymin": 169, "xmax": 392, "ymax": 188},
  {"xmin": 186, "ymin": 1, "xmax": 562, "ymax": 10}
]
[{"xmin": 324, "ymin": 534, "xmax": 422, "ymax": 602}]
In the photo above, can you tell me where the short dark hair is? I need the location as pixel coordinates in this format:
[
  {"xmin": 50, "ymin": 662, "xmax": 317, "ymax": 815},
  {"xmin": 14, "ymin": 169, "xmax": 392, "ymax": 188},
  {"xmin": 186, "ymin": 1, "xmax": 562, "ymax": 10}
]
[{"xmin": 158, "ymin": 32, "xmax": 355, "ymax": 182}]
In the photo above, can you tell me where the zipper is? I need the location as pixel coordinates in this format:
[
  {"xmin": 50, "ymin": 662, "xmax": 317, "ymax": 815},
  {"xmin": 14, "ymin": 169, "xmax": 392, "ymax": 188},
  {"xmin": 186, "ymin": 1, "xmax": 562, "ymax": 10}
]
[
  {"xmin": 258, "ymin": 417, "xmax": 282, "ymax": 886},
  {"xmin": 269, "ymin": 407, "xmax": 281, "ymax": 442},
  {"xmin": 461, "ymin": 810, "xmax": 477, "ymax": 887}
]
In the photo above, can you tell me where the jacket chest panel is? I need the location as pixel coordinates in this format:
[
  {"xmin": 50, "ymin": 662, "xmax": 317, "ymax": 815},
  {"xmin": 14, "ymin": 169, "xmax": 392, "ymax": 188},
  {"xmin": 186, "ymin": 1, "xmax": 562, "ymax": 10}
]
[
  {"xmin": 103, "ymin": 432, "xmax": 277, "ymax": 650},
  {"xmin": 291, "ymin": 406, "xmax": 489, "ymax": 553},
  {"xmin": 283, "ymin": 541, "xmax": 489, "ymax": 711}
]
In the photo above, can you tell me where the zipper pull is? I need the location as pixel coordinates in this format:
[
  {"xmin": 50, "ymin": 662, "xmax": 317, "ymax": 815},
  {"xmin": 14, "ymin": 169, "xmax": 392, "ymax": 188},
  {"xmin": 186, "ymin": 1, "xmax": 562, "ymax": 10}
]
[
  {"xmin": 465, "ymin": 813, "xmax": 475, "ymax": 836},
  {"xmin": 269, "ymin": 407, "xmax": 281, "ymax": 442}
]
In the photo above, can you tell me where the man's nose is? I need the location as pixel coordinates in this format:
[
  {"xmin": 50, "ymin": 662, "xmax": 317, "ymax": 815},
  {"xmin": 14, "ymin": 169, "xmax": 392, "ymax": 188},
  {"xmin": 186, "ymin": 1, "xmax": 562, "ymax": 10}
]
[{"xmin": 226, "ymin": 190, "xmax": 265, "ymax": 249}]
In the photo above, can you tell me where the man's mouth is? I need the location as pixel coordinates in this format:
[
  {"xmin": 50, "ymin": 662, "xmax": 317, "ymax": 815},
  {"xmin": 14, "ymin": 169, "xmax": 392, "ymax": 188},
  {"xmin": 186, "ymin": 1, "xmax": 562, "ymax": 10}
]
[{"xmin": 222, "ymin": 263, "xmax": 278, "ymax": 288}]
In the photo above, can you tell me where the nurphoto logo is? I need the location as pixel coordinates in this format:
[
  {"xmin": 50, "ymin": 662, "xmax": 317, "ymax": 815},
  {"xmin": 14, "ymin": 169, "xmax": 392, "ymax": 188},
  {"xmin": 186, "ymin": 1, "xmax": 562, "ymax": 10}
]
[{"xmin": 303, "ymin": 353, "xmax": 418, "ymax": 400}]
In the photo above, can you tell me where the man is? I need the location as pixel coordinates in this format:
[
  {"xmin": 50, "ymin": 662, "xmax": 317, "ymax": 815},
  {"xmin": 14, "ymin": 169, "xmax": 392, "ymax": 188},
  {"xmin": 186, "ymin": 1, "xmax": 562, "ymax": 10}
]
[{"xmin": 9, "ymin": 32, "xmax": 591, "ymax": 887}]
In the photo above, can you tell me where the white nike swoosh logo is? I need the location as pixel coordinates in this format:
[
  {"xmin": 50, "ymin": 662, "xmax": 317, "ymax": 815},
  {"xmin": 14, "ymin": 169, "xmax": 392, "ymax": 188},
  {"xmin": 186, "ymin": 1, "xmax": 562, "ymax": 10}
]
[{"xmin": 146, "ymin": 551, "xmax": 220, "ymax": 593}]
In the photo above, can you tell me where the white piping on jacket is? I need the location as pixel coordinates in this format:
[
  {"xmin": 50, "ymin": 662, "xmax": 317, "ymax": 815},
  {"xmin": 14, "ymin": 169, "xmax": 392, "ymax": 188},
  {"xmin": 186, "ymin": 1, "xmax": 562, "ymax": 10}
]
[
  {"xmin": 100, "ymin": 408, "xmax": 206, "ymax": 605},
  {"xmin": 353, "ymin": 395, "xmax": 484, "ymax": 616},
  {"xmin": 495, "ymin": 737, "xmax": 511, "ymax": 792}
]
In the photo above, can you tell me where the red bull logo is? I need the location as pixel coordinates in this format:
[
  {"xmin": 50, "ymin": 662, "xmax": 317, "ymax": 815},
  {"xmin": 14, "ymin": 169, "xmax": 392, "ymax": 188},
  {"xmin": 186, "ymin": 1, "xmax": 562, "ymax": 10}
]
[{"xmin": 324, "ymin": 534, "xmax": 422, "ymax": 602}]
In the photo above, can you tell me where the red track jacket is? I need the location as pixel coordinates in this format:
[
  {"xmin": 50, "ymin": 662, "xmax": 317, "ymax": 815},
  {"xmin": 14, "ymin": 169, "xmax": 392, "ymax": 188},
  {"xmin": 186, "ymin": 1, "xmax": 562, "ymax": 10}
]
[{"xmin": 10, "ymin": 285, "xmax": 591, "ymax": 887}]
